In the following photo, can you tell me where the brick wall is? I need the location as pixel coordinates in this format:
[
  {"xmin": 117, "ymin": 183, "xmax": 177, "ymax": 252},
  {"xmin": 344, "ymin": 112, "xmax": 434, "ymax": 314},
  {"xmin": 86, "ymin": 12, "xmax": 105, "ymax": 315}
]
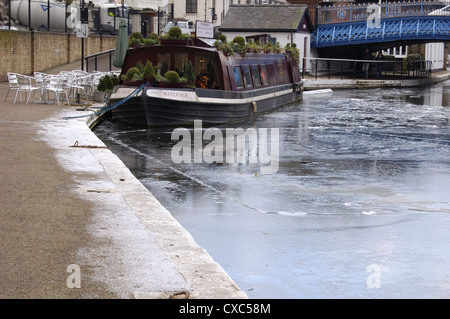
[{"xmin": 0, "ymin": 30, "xmax": 117, "ymax": 82}]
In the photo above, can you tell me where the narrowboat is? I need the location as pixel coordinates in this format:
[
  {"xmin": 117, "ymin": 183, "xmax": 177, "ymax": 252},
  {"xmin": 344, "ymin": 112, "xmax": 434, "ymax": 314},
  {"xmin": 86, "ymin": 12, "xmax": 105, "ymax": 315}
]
[{"xmin": 108, "ymin": 39, "xmax": 303, "ymax": 127}]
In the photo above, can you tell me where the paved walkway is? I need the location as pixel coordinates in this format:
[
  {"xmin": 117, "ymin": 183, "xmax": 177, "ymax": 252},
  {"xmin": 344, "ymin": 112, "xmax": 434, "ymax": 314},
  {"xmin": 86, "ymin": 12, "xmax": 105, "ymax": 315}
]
[{"xmin": 0, "ymin": 64, "xmax": 247, "ymax": 299}]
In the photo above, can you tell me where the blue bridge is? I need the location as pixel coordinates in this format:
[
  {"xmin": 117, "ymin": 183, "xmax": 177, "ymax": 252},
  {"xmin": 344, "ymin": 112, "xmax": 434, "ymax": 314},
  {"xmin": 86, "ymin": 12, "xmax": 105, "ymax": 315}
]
[{"xmin": 312, "ymin": 1, "xmax": 450, "ymax": 50}]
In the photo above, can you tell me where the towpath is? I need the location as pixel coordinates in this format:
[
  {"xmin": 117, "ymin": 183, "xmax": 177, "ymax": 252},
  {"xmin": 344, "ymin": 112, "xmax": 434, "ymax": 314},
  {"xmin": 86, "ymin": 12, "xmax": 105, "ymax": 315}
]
[{"xmin": 0, "ymin": 63, "xmax": 246, "ymax": 299}]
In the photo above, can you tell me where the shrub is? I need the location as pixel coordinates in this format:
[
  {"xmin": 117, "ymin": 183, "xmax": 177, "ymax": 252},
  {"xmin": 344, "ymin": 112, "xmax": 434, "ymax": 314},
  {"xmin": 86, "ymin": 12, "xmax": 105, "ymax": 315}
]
[
  {"xmin": 183, "ymin": 60, "xmax": 195, "ymax": 87},
  {"xmin": 164, "ymin": 70, "xmax": 181, "ymax": 83},
  {"xmin": 284, "ymin": 43, "xmax": 300, "ymax": 63},
  {"xmin": 129, "ymin": 32, "xmax": 144, "ymax": 41},
  {"xmin": 232, "ymin": 36, "xmax": 245, "ymax": 47},
  {"xmin": 97, "ymin": 76, "xmax": 107, "ymax": 92},
  {"xmin": 97, "ymin": 74, "xmax": 117, "ymax": 92},
  {"xmin": 214, "ymin": 40, "xmax": 233, "ymax": 56},
  {"xmin": 111, "ymin": 74, "xmax": 119, "ymax": 86},
  {"xmin": 135, "ymin": 60, "xmax": 144, "ymax": 73},
  {"xmin": 147, "ymin": 33, "xmax": 159, "ymax": 41},
  {"xmin": 168, "ymin": 26, "xmax": 182, "ymax": 38},
  {"xmin": 144, "ymin": 38, "xmax": 158, "ymax": 46},
  {"xmin": 128, "ymin": 32, "xmax": 145, "ymax": 48},
  {"xmin": 124, "ymin": 67, "xmax": 142, "ymax": 81},
  {"xmin": 161, "ymin": 26, "xmax": 190, "ymax": 40},
  {"xmin": 143, "ymin": 61, "xmax": 156, "ymax": 80},
  {"xmin": 128, "ymin": 37, "xmax": 142, "ymax": 47},
  {"xmin": 218, "ymin": 34, "xmax": 227, "ymax": 43}
]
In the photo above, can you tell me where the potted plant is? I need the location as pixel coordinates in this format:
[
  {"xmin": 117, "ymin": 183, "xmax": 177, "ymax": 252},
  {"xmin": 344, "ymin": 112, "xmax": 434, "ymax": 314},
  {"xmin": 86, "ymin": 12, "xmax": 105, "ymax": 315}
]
[
  {"xmin": 128, "ymin": 32, "xmax": 145, "ymax": 48},
  {"xmin": 142, "ymin": 60, "xmax": 156, "ymax": 83},
  {"xmin": 121, "ymin": 66, "xmax": 145, "ymax": 86},
  {"xmin": 93, "ymin": 73, "xmax": 118, "ymax": 102},
  {"xmin": 183, "ymin": 60, "xmax": 195, "ymax": 88},
  {"xmin": 160, "ymin": 26, "xmax": 190, "ymax": 45},
  {"xmin": 157, "ymin": 70, "xmax": 187, "ymax": 88}
]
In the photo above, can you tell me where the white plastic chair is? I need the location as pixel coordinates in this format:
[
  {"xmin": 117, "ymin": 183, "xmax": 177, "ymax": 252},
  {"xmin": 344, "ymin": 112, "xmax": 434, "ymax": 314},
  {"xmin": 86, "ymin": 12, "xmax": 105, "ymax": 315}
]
[
  {"xmin": 43, "ymin": 76, "xmax": 70, "ymax": 106},
  {"xmin": 33, "ymin": 72, "xmax": 50, "ymax": 103},
  {"xmin": 5, "ymin": 73, "xmax": 19, "ymax": 101},
  {"xmin": 14, "ymin": 74, "xmax": 41, "ymax": 104},
  {"xmin": 65, "ymin": 75, "xmax": 87, "ymax": 101}
]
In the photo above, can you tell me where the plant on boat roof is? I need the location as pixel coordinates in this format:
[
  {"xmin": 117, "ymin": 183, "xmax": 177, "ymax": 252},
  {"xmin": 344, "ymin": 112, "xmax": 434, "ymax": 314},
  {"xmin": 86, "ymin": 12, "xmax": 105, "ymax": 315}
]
[
  {"xmin": 218, "ymin": 34, "xmax": 227, "ymax": 43},
  {"xmin": 135, "ymin": 60, "xmax": 144, "ymax": 73},
  {"xmin": 143, "ymin": 61, "xmax": 156, "ymax": 80},
  {"xmin": 161, "ymin": 26, "xmax": 190, "ymax": 40},
  {"xmin": 262, "ymin": 41, "xmax": 283, "ymax": 54},
  {"xmin": 232, "ymin": 36, "xmax": 245, "ymax": 47},
  {"xmin": 231, "ymin": 36, "xmax": 247, "ymax": 57},
  {"xmin": 182, "ymin": 60, "xmax": 195, "ymax": 87},
  {"xmin": 284, "ymin": 43, "xmax": 300, "ymax": 63},
  {"xmin": 215, "ymin": 34, "xmax": 294, "ymax": 59},
  {"xmin": 124, "ymin": 67, "xmax": 143, "ymax": 81},
  {"xmin": 128, "ymin": 32, "xmax": 159, "ymax": 48},
  {"xmin": 213, "ymin": 39, "xmax": 233, "ymax": 57},
  {"xmin": 128, "ymin": 32, "xmax": 144, "ymax": 48},
  {"xmin": 164, "ymin": 70, "xmax": 187, "ymax": 83}
]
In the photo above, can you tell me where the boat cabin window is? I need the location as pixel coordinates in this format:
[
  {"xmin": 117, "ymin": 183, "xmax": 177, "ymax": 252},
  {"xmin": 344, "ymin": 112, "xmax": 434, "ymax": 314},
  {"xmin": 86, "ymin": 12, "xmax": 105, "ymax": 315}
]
[
  {"xmin": 175, "ymin": 53, "xmax": 189, "ymax": 75},
  {"xmin": 195, "ymin": 53, "xmax": 219, "ymax": 89},
  {"xmin": 251, "ymin": 65, "xmax": 261, "ymax": 87},
  {"xmin": 232, "ymin": 66, "xmax": 243, "ymax": 89},
  {"xmin": 242, "ymin": 65, "xmax": 253, "ymax": 88},
  {"xmin": 260, "ymin": 64, "xmax": 269, "ymax": 85}
]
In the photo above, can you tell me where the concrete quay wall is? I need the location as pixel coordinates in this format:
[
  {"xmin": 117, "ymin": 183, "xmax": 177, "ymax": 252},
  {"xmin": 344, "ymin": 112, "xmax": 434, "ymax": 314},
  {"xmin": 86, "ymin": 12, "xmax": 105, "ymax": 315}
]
[{"xmin": 303, "ymin": 71, "xmax": 450, "ymax": 91}]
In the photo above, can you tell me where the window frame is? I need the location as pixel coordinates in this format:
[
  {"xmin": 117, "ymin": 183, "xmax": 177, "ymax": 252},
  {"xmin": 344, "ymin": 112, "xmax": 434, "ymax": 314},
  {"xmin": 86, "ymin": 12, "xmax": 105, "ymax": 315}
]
[
  {"xmin": 241, "ymin": 65, "xmax": 253, "ymax": 88},
  {"xmin": 186, "ymin": 0, "xmax": 198, "ymax": 14},
  {"xmin": 260, "ymin": 64, "xmax": 269, "ymax": 85},
  {"xmin": 232, "ymin": 66, "xmax": 244, "ymax": 89},
  {"xmin": 251, "ymin": 64, "xmax": 262, "ymax": 87}
]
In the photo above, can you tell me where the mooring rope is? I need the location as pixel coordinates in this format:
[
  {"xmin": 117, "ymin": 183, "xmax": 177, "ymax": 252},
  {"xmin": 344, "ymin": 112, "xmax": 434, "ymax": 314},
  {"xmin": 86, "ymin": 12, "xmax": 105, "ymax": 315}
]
[{"xmin": 63, "ymin": 83, "xmax": 150, "ymax": 120}]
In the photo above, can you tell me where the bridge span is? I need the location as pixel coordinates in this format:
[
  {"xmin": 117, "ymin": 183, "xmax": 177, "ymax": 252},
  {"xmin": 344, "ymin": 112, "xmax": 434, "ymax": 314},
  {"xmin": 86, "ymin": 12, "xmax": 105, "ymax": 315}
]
[{"xmin": 312, "ymin": 1, "xmax": 450, "ymax": 57}]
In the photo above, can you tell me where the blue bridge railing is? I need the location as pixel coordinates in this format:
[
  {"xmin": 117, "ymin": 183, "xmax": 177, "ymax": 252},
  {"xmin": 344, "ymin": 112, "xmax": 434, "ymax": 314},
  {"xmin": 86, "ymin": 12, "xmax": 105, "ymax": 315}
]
[
  {"xmin": 312, "ymin": 16, "xmax": 450, "ymax": 48},
  {"xmin": 318, "ymin": 1, "xmax": 450, "ymax": 25}
]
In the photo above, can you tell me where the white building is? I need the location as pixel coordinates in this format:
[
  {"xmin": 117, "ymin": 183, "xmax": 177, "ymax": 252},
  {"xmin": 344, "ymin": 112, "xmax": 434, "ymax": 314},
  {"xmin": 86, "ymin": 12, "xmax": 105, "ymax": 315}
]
[{"xmin": 166, "ymin": 0, "xmax": 287, "ymax": 27}]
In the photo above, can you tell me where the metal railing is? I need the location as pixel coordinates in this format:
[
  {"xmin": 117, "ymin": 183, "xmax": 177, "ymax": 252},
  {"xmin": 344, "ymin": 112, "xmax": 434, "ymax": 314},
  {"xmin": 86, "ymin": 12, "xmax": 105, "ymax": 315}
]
[
  {"xmin": 318, "ymin": 1, "xmax": 450, "ymax": 25},
  {"xmin": 85, "ymin": 49, "xmax": 120, "ymax": 73},
  {"xmin": 303, "ymin": 57, "xmax": 433, "ymax": 80}
]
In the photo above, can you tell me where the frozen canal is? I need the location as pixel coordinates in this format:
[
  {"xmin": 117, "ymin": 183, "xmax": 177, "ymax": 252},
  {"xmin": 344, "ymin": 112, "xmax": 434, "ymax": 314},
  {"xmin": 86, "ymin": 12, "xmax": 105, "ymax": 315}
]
[{"xmin": 94, "ymin": 82, "xmax": 450, "ymax": 298}]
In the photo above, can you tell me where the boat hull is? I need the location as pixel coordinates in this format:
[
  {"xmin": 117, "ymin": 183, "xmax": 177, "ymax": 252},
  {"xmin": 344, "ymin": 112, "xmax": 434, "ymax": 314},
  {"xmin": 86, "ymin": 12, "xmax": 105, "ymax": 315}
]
[{"xmin": 109, "ymin": 83, "xmax": 302, "ymax": 127}]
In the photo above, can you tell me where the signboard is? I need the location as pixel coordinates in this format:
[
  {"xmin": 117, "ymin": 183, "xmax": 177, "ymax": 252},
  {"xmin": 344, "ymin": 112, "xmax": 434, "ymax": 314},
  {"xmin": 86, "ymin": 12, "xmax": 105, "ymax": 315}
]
[
  {"xmin": 196, "ymin": 20, "xmax": 214, "ymax": 39},
  {"xmin": 76, "ymin": 23, "xmax": 89, "ymax": 38}
]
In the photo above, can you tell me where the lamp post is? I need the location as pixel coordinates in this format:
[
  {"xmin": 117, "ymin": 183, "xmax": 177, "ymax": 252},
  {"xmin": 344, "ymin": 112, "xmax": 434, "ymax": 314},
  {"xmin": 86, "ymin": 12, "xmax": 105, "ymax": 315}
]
[{"xmin": 47, "ymin": 0, "xmax": 50, "ymax": 31}]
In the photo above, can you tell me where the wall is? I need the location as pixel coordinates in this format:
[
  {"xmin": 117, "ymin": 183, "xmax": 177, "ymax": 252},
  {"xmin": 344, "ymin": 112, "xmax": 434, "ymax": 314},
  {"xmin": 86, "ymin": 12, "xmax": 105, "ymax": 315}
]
[
  {"xmin": 426, "ymin": 42, "xmax": 445, "ymax": 70},
  {"xmin": 0, "ymin": 30, "xmax": 117, "ymax": 81}
]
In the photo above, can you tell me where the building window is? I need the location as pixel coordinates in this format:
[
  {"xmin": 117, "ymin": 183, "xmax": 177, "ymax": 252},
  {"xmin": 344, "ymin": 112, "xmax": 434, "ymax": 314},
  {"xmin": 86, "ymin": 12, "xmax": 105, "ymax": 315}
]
[{"xmin": 186, "ymin": 0, "xmax": 197, "ymax": 14}]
